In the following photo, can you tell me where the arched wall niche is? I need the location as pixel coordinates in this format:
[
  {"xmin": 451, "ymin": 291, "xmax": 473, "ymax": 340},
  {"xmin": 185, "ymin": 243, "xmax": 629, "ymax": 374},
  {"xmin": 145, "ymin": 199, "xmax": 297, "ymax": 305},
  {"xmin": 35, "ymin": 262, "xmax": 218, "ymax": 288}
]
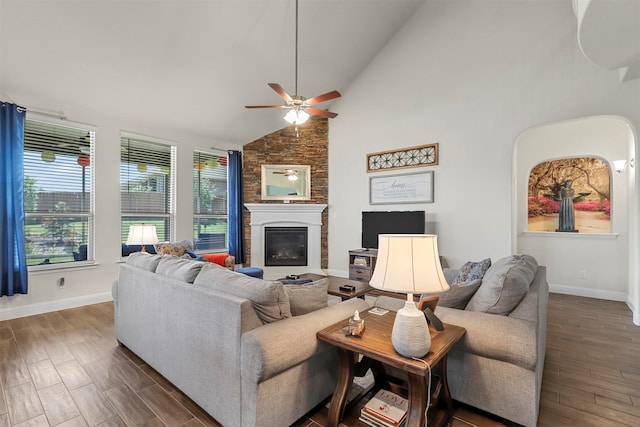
[{"xmin": 513, "ymin": 115, "xmax": 637, "ymax": 320}]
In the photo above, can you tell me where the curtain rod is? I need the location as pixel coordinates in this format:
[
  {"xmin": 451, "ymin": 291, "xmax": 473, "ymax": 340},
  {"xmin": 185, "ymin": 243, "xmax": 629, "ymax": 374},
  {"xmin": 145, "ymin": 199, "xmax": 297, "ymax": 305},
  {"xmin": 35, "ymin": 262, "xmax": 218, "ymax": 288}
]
[
  {"xmin": 1, "ymin": 101, "xmax": 27, "ymax": 113},
  {"xmin": 25, "ymin": 106, "xmax": 67, "ymax": 120}
]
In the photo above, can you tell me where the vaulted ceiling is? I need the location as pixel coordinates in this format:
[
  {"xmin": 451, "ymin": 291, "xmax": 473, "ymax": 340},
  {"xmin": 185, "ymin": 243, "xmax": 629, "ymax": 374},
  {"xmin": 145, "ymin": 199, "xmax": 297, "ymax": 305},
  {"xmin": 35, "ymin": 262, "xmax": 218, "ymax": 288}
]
[{"xmin": 0, "ymin": 0, "xmax": 424, "ymax": 144}]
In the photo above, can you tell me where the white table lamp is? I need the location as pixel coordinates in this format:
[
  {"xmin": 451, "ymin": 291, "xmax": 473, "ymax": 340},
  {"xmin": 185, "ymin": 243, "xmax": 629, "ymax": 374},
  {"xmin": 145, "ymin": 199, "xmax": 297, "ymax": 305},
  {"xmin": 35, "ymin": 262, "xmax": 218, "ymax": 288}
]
[
  {"xmin": 370, "ymin": 234, "xmax": 450, "ymax": 358},
  {"xmin": 126, "ymin": 224, "xmax": 159, "ymax": 253}
]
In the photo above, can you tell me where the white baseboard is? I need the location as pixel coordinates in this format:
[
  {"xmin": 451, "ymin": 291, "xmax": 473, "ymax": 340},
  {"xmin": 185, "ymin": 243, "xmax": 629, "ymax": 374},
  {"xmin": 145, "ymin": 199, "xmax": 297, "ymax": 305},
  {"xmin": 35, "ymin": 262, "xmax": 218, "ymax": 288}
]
[
  {"xmin": 0, "ymin": 292, "xmax": 113, "ymax": 321},
  {"xmin": 549, "ymin": 283, "xmax": 628, "ymax": 302}
]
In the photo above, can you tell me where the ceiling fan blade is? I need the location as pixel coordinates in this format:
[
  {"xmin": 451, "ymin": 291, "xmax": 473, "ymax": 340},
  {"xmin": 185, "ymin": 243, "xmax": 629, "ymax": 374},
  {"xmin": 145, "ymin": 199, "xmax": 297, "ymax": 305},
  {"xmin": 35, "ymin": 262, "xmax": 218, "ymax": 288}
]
[
  {"xmin": 305, "ymin": 90, "xmax": 341, "ymax": 105},
  {"xmin": 307, "ymin": 108, "xmax": 338, "ymax": 119},
  {"xmin": 268, "ymin": 83, "xmax": 293, "ymax": 103},
  {"xmin": 244, "ymin": 105, "xmax": 289, "ymax": 109}
]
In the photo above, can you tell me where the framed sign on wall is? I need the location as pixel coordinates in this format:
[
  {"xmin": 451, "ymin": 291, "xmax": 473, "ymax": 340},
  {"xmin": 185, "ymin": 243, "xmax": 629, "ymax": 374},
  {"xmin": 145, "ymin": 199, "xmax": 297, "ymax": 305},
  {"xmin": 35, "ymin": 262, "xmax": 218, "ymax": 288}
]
[{"xmin": 369, "ymin": 171, "xmax": 434, "ymax": 204}]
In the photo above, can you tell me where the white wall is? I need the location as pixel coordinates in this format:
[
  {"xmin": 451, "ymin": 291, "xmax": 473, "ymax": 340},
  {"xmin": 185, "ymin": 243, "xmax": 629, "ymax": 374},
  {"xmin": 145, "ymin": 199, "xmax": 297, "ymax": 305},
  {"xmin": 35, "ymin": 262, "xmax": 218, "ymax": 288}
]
[
  {"xmin": 514, "ymin": 116, "xmax": 634, "ymax": 303},
  {"xmin": 327, "ymin": 0, "xmax": 640, "ymax": 307},
  {"xmin": 0, "ymin": 107, "xmax": 241, "ymax": 320}
]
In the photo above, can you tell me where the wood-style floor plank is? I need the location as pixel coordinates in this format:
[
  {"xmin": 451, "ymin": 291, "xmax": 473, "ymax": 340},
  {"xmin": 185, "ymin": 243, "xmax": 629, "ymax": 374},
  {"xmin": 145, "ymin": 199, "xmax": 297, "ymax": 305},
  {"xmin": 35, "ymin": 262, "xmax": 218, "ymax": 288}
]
[
  {"xmin": 69, "ymin": 383, "xmax": 119, "ymax": 427},
  {"xmin": 0, "ymin": 295, "xmax": 637, "ymax": 427},
  {"xmin": 4, "ymin": 383, "xmax": 44, "ymax": 425},
  {"xmin": 103, "ymin": 384, "xmax": 156, "ymax": 427},
  {"xmin": 37, "ymin": 383, "xmax": 82, "ymax": 426}
]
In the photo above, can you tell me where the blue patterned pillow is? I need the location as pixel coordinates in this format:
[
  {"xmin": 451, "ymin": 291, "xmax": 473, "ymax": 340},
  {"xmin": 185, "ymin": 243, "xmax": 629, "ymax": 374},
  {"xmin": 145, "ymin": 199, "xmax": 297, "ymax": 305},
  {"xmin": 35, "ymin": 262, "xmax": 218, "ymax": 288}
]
[{"xmin": 452, "ymin": 258, "xmax": 491, "ymax": 284}]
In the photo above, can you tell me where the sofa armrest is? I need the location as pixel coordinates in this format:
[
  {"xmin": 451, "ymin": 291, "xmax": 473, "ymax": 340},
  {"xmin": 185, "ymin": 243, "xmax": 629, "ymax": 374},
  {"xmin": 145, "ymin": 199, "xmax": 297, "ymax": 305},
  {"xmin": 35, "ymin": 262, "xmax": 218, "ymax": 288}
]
[
  {"xmin": 436, "ymin": 307, "xmax": 538, "ymax": 371},
  {"xmin": 241, "ymin": 298, "xmax": 370, "ymax": 383}
]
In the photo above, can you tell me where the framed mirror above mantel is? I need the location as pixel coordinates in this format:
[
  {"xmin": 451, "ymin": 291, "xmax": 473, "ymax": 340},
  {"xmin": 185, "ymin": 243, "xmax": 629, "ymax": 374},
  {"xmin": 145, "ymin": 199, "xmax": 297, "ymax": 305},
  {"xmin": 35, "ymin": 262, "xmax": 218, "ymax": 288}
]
[{"xmin": 261, "ymin": 164, "xmax": 311, "ymax": 201}]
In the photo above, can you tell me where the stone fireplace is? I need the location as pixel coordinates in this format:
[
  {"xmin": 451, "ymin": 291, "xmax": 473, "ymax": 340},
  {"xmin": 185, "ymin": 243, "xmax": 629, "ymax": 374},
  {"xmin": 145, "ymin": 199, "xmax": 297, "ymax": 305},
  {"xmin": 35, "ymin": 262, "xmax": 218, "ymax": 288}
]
[{"xmin": 244, "ymin": 203, "xmax": 327, "ymax": 279}]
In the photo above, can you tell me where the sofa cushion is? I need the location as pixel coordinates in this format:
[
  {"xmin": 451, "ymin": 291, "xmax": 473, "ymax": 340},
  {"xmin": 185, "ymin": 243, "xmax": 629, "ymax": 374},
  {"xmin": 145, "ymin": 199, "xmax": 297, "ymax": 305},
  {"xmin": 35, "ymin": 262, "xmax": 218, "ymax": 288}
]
[
  {"xmin": 126, "ymin": 252, "xmax": 162, "ymax": 272},
  {"xmin": 452, "ymin": 258, "xmax": 491, "ymax": 284},
  {"xmin": 435, "ymin": 306, "xmax": 538, "ymax": 370},
  {"xmin": 465, "ymin": 255, "xmax": 538, "ymax": 315},
  {"xmin": 194, "ymin": 263, "xmax": 291, "ymax": 323},
  {"xmin": 422, "ymin": 278, "xmax": 482, "ymax": 309},
  {"xmin": 154, "ymin": 240, "xmax": 193, "ymax": 257},
  {"xmin": 283, "ymin": 278, "xmax": 329, "ymax": 316},
  {"xmin": 443, "ymin": 268, "xmax": 459, "ymax": 284},
  {"xmin": 156, "ymin": 256, "xmax": 205, "ymax": 283}
]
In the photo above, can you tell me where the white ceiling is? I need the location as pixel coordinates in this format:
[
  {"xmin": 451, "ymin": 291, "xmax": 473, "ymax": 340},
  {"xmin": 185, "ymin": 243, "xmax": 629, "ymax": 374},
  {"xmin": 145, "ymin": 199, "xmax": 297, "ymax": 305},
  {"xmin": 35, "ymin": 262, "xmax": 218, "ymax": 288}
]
[{"xmin": 0, "ymin": 0, "xmax": 424, "ymax": 144}]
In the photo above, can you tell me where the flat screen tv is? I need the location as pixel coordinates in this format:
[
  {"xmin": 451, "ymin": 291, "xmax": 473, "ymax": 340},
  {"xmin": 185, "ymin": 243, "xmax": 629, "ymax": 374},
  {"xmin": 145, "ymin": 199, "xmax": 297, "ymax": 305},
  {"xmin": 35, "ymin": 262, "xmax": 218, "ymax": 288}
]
[{"xmin": 361, "ymin": 211, "xmax": 426, "ymax": 249}]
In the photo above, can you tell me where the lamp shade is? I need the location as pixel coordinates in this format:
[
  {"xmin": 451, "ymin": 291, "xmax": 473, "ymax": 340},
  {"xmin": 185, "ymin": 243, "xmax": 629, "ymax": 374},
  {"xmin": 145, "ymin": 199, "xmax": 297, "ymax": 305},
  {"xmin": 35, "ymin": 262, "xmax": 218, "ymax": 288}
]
[
  {"xmin": 370, "ymin": 234, "xmax": 449, "ymax": 295},
  {"xmin": 126, "ymin": 224, "xmax": 159, "ymax": 246},
  {"xmin": 370, "ymin": 234, "xmax": 449, "ymax": 358}
]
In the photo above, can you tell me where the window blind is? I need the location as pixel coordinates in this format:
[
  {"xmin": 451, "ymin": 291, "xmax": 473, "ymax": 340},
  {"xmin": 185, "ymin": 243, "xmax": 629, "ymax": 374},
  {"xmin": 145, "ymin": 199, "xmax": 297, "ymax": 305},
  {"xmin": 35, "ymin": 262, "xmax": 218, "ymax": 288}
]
[
  {"xmin": 193, "ymin": 150, "xmax": 228, "ymax": 251},
  {"xmin": 23, "ymin": 119, "xmax": 94, "ymax": 266},
  {"xmin": 120, "ymin": 137, "xmax": 176, "ymax": 250}
]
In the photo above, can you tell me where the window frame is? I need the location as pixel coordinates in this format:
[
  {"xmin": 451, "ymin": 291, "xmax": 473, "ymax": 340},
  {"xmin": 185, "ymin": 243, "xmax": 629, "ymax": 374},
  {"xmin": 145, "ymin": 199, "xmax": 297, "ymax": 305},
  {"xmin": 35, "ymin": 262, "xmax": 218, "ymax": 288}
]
[
  {"xmin": 193, "ymin": 149, "xmax": 229, "ymax": 253},
  {"xmin": 120, "ymin": 132, "xmax": 177, "ymax": 256},
  {"xmin": 24, "ymin": 115, "xmax": 96, "ymax": 270}
]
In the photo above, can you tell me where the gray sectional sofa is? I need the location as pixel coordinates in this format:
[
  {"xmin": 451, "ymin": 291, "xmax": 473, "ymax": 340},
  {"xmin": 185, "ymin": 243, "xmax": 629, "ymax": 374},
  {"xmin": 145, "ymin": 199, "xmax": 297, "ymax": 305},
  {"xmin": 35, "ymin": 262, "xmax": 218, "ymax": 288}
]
[
  {"xmin": 112, "ymin": 253, "xmax": 369, "ymax": 427},
  {"xmin": 375, "ymin": 254, "xmax": 548, "ymax": 427}
]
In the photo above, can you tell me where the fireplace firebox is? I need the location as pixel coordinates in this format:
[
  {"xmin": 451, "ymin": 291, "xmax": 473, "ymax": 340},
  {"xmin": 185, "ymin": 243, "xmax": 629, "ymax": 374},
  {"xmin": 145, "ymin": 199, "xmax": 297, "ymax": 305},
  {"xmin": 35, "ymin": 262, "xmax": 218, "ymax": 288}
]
[{"xmin": 264, "ymin": 227, "xmax": 308, "ymax": 267}]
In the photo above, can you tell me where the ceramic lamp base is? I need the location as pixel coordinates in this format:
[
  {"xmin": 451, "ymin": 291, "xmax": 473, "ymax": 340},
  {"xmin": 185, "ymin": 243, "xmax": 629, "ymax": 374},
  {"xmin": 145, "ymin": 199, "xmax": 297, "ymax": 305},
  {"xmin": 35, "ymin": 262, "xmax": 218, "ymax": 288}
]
[{"xmin": 391, "ymin": 299, "xmax": 431, "ymax": 358}]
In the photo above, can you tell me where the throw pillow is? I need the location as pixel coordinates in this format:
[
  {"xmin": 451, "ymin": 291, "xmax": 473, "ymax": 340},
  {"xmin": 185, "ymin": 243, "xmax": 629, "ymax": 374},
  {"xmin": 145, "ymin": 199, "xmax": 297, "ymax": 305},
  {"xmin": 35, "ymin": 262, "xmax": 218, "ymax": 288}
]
[
  {"xmin": 465, "ymin": 254, "xmax": 538, "ymax": 315},
  {"xmin": 154, "ymin": 240, "xmax": 193, "ymax": 257},
  {"xmin": 421, "ymin": 278, "xmax": 482, "ymax": 309},
  {"xmin": 452, "ymin": 258, "xmax": 491, "ymax": 284},
  {"xmin": 194, "ymin": 263, "xmax": 291, "ymax": 323},
  {"xmin": 282, "ymin": 278, "xmax": 329, "ymax": 316},
  {"xmin": 156, "ymin": 256, "xmax": 205, "ymax": 283},
  {"xmin": 126, "ymin": 252, "xmax": 162, "ymax": 272},
  {"xmin": 201, "ymin": 253, "xmax": 229, "ymax": 266}
]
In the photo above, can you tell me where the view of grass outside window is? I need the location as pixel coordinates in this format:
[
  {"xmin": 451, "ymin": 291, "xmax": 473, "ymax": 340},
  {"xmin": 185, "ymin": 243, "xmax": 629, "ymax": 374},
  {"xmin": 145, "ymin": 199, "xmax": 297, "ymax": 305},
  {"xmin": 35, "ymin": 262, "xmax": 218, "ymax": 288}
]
[
  {"xmin": 23, "ymin": 120, "xmax": 95, "ymax": 266},
  {"xmin": 193, "ymin": 151, "xmax": 229, "ymax": 252},
  {"xmin": 120, "ymin": 136, "xmax": 176, "ymax": 256}
]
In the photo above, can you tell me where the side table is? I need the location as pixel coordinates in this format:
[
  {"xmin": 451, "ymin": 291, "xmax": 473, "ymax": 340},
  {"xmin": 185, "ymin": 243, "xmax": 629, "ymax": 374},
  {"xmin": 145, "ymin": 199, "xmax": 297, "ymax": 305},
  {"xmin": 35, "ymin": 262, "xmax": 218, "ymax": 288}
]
[{"xmin": 317, "ymin": 309, "xmax": 465, "ymax": 427}]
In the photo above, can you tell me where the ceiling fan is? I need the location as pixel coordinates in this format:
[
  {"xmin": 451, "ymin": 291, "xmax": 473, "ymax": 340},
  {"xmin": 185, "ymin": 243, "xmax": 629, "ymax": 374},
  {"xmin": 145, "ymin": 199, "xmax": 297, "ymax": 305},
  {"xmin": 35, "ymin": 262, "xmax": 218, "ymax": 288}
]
[{"xmin": 245, "ymin": 0, "xmax": 341, "ymax": 128}]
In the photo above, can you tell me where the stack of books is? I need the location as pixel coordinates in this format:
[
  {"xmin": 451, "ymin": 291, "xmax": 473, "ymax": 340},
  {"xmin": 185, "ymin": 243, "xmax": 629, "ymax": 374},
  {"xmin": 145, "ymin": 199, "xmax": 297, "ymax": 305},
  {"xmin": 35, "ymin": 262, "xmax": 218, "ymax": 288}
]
[
  {"xmin": 353, "ymin": 256, "xmax": 369, "ymax": 266},
  {"xmin": 359, "ymin": 389, "xmax": 408, "ymax": 427}
]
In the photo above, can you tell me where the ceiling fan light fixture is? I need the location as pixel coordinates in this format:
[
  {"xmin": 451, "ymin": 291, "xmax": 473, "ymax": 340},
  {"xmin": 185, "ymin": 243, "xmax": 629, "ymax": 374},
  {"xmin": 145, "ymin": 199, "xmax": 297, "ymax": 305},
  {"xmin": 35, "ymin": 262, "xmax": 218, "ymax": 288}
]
[
  {"xmin": 287, "ymin": 174, "xmax": 299, "ymax": 181},
  {"xmin": 284, "ymin": 109, "xmax": 310, "ymax": 125}
]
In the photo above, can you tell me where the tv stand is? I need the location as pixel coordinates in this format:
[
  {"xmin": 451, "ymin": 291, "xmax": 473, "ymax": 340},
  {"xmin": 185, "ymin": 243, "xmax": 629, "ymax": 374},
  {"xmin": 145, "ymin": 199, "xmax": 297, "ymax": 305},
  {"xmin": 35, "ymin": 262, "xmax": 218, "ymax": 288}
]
[{"xmin": 348, "ymin": 249, "xmax": 378, "ymax": 282}]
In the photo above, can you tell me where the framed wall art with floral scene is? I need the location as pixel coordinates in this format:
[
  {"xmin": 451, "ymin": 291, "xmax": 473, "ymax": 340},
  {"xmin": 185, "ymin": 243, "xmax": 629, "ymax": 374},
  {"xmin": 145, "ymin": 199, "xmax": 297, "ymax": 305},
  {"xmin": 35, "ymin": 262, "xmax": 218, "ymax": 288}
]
[{"xmin": 527, "ymin": 157, "xmax": 610, "ymax": 233}]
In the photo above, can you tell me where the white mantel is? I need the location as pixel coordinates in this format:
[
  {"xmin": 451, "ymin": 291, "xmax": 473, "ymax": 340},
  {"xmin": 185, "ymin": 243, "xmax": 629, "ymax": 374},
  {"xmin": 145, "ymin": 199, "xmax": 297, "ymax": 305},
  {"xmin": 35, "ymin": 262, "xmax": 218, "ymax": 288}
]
[{"xmin": 244, "ymin": 203, "xmax": 327, "ymax": 280}]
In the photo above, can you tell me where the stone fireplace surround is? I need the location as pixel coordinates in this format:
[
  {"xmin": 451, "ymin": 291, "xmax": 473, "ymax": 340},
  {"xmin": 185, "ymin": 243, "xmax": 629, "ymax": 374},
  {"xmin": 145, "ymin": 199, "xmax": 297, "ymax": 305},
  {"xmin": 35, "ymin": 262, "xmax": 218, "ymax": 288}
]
[{"xmin": 244, "ymin": 203, "xmax": 327, "ymax": 280}]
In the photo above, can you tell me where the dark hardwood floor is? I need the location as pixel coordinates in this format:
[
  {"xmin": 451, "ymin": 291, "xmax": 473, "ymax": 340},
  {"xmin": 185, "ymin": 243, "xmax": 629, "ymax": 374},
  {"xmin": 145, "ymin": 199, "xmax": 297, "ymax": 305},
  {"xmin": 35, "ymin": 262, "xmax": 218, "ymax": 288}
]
[{"xmin": 0, "ymin": 293, "xmax": 638, "ymax": 427}]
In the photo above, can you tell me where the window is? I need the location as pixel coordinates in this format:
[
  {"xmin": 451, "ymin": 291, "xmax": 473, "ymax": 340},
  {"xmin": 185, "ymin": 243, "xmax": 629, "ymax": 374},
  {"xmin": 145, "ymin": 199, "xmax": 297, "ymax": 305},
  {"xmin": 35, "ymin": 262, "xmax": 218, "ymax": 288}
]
[
  {"xmin": 23, "ymin": 120, "xmax": 94, "ymax": 266},
  {"xmin": 193, "ymin": 150, "xmax": 228, "ymax": 251},
  {"xmin": 120, "ymin": 136, "xmax": 176, "ymax": 255}
]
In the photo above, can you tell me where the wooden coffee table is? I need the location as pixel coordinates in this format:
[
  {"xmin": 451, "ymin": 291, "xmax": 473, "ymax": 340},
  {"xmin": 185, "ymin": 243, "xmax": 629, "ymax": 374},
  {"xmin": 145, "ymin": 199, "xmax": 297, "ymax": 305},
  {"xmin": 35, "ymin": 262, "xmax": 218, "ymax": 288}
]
[
  {"xmin": 290, "ymin": 273, "xmax": 372, "ymax": 300},
  {"xmin": 317, "ymin": 309, "xmax": 465, "ymax": 427}
]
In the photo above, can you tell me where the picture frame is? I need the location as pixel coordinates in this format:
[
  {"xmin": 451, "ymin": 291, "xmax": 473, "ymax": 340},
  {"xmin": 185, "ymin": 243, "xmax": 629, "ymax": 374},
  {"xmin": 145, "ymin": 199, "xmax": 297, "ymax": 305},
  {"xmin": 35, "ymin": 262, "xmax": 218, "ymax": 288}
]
[
  {"xmin": 369, "ymin": 171, "xmax": 434, "ymax": 204},
  {"xmin": 261, "ymin": 164, "xmax": 311, "ymax": 201}
]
